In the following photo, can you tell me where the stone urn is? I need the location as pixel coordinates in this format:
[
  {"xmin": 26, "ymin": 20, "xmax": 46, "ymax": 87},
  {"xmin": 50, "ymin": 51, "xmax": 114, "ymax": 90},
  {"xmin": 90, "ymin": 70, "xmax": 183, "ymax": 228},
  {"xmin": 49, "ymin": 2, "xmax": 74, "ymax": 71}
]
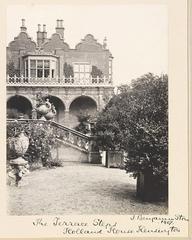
[
  {"xmin": 36, "ymin": 99, "xmax": 52, "ymax": 115},
  {"xmin": 45, "ymin": 106, "xmax": 57, "ymax": 120},
  {"xmin": 7, "ymin": 131, "xmax": 30, "ymax": 186}
]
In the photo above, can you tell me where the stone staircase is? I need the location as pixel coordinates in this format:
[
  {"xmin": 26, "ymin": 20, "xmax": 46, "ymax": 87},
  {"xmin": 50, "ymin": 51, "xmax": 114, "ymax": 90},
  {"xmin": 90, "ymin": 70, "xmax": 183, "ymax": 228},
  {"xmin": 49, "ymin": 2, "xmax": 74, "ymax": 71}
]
[{"xmin": 7, "ymin": 119, "xmax": 101, "ymax": 163}]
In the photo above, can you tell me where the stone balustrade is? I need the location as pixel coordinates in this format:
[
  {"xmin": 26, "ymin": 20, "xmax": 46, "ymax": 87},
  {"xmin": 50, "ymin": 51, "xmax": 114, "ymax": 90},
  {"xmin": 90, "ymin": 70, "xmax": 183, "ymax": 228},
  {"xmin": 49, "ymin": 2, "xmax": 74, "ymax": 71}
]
[
  {"xmin": 7, "ymin": 119, "xmax": 90, "ymax": 152},
  {"xmin": 6, "ymin": 75, "xmax": 112, "ymax": 87}
]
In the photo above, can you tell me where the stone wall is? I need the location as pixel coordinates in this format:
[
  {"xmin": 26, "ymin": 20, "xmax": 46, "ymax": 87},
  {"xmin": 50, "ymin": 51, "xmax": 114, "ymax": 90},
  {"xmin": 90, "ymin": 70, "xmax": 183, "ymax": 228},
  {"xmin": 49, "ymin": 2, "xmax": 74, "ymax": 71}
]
[{"xmin": 7, "ymin": 86, "xmax": 114, "ymax": 127}]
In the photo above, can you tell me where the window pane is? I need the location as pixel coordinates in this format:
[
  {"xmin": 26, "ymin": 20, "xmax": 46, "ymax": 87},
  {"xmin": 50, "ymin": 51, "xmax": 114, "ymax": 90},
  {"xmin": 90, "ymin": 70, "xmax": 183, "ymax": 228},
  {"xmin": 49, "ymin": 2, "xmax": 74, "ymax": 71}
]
[
  {"xmin": 80, "ymin": 73, "xmax": 84, "ymax": 79},
  {"xmin": 85, "ymin": 65, "xmax": 90, "ymax": 72},
  {"xmin": 44, "ymin": 60, "xmax": 50, "ymax": 68},
  {"xmin": 85, "ymin": 73, "xmax": 90, "ymax": 79},
  {"xmin": 80, "ymin": 65, "xmax": 84, "ymax": 72},
  {"xmin": 30, "ymin": 60, "xmax": 36, "ymax": 68},
  {"xmin": 37, "ymin": 60, "xmax": 43, "ymax": 68},
  {"xmin": 109, "ymin": 67, "xmax": 112, "ymax": 74},
  {"xmin": 52, "ymin": 70, "xmax": 54, "ymax": 78},
  {"xmin": 74, "ymin": 73, "xmax": 79, "ymax": 79},
  {"xmin": 37, "ymin": 69, "xmax": 43, "ymax": 78},
  {"xmin": 44, "ymin": 69, "xmax": 49, "ymax": 78},
  {"xmin": 74, "ymin": 64, "xmax": 79, "ymax": 72},
  {"xmin": 30, "ymin": 69, "xmax": 36, "ymax": 77}
]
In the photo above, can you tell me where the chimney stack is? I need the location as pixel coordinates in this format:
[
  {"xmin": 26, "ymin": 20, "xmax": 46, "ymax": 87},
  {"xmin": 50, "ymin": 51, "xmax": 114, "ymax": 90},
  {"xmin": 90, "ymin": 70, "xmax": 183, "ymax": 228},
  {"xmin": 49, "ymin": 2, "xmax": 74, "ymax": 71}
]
[
  {"xmin": 57, "ymin": 19, "xmax": 60, "ymax": 28},
  {"xmin": 37, "ymin": 24, "xmax": 44, "ymax": 46},
  {"xmin": 42, "ymin": 24, "xmax": 47, "ymax": 42},
  {"xmin": 43, "ymin": 24, "xmax": 46, "ymax": 32},
  {"xmin": 55, "ymin": 19, "xmax": 64, "ymax": 39},
  {"xmin": 38, "ymin": 24, "xmax": 41, "ymax": 32},
  {"xmin": 20, "ymin": 18, "xmax": 27, "ymax": 32}
]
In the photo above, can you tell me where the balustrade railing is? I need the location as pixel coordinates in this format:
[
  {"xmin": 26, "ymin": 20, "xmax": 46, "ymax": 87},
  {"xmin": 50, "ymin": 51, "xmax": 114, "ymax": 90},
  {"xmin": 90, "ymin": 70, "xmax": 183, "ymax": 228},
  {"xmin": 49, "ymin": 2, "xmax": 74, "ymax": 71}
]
[
  {"xmin": 7, "ymin": 119, "xmax": 90, "ymax": 152},
  {"xmin": 6, "ymin": 75, "xmax": 112, "ymax": 87}
]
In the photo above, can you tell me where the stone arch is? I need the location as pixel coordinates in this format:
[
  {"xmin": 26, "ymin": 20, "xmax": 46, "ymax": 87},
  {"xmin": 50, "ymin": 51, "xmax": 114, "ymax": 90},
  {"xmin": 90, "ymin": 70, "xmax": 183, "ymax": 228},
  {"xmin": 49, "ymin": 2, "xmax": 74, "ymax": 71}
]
[
  {"xmin": 68, "ymin": 96, "xmax": 97, "ymax": 128},
  {"xmin": 45, "ymin": 95, "xmax": 65, "ymax": 124},
  {"xmin": 7, "ymin": 95, "xmax": 33, "ymax": 119},
  {"xmin": 69, "ymin": 96, "xmax": 97, "ymax": 115}
]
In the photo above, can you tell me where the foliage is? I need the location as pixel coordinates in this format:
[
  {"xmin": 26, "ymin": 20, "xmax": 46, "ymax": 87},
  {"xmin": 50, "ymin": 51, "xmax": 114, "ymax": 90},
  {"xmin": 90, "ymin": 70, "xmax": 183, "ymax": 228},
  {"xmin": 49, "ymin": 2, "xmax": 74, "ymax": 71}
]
[
  {"xmin": 63, "ymin": 62, "xmax": 74, "ymax": 77},
  {"xmin": 91, "ymin": 66, "xmax": 103, "ymax": 78},
  {"xmin": 46, "ymin": 158, "xmax": 64, "ymax": 167},
  {"xmin": 7, "ymin": 121, "xmax": 58, "ymax": 168},
  {"xmin": 95, "ymin": 73, "xmax": 168, "ymax": 183},
  {"xmin": 75, "ymin": 112, "xmax": 91, "ymax": 134},
  {"xmin": 7, "ymin": 109, "xmax": 29, "ymax": 119},
  {"xmin": 6, "ymin": 61, "xmax": 20, "ymax": 77}
]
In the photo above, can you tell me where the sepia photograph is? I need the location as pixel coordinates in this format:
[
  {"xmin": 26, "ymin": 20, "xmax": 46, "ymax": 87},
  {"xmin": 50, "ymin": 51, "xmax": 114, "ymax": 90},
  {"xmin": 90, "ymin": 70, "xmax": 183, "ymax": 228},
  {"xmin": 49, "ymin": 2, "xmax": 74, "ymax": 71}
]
[{"xmin": 6, "ymin": 3, "xmax": 169, "ymax": 216}]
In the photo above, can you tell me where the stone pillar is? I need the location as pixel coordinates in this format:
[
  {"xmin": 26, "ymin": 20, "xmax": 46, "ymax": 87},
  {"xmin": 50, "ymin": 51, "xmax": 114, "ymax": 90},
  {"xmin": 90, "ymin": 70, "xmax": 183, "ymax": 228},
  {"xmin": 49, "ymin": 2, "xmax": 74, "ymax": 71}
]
[
  {"xmin": 32, "ymin": 108, "xmax": 37, "ymax": 119},
  {"xmin": 88, "ymin": 136, "xmax": 101, "ymax": 164}
]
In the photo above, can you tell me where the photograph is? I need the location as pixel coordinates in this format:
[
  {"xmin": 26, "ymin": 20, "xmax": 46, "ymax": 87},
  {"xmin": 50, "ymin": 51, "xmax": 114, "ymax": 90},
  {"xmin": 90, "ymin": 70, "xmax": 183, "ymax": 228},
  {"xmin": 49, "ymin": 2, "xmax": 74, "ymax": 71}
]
[{"xmin": 6, "ymin": 3, "xmax": 169, "ymax": 216}]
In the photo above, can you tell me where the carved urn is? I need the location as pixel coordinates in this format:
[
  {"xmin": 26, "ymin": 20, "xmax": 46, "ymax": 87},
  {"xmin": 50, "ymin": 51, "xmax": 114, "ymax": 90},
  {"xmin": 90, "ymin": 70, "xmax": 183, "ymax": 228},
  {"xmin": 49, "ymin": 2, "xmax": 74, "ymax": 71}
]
[
  {"xmin": 36, "ymin": 99, "xmax": 52, "ymax": 115},
  {"xmin": 44, "ymin": 106, "xmax": 57, "ymax": 120},
  {"xmin": 7, "ymin": 131, "xmax": 30, "ymax": 186}
]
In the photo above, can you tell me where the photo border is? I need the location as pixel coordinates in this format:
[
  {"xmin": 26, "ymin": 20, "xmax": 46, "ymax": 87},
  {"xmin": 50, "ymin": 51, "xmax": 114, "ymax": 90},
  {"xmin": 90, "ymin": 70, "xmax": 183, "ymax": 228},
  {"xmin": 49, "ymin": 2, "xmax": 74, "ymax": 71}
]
[{"xmin": 0, "ymin": 0, "xmax": 191, "ymax": 239}]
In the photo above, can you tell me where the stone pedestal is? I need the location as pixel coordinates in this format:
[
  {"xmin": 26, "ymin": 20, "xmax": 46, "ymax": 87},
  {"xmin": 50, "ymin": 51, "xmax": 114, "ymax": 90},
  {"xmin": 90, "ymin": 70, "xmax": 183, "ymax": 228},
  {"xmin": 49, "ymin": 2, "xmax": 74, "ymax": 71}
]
[{"xmin": 8, "ymin": 157, "xmax": 29, "ymax": 187}]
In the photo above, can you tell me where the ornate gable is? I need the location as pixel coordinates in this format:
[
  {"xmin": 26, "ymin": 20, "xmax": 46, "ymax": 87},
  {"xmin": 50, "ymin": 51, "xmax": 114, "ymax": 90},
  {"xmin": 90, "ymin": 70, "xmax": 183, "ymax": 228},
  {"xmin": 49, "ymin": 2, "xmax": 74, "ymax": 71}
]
[
  {"xmin": 8, "ymin": 32, "xmax": 36, "ymax": 52},
  {"xmin": 75, "ymin": 34, "xmax": 104, "ymax": 52},
  {"xmin": 42, "ymin": 33, "xmax": 70, "ymax": 52}
]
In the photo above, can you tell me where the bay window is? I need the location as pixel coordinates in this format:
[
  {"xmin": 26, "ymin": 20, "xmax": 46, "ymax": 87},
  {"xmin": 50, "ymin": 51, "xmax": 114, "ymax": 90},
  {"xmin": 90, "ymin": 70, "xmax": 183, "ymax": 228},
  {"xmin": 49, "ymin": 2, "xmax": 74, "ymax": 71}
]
[{"xmin": 24, "ymin": 56, "xmax": 57, "ymax": 79}]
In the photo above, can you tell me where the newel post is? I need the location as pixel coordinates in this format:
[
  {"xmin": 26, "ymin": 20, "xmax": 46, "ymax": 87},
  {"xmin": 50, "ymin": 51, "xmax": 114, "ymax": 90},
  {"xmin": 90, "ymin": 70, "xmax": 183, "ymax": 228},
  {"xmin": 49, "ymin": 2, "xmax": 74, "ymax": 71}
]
[{"xmin": 88, "ymin": 136, "xmax": 101, "ymax": 164}]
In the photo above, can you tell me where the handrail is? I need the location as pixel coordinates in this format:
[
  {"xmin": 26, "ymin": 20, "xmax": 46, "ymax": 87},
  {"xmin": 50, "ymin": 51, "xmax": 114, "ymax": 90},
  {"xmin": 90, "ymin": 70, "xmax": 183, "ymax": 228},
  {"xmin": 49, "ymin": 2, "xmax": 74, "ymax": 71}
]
[
  {"xmin": 7, "ymin": 119, "xmax": 90, "ymax": 140},
  {"xmin": 50, "ymin": 121, "xmax": 90, "ymax": 140},
  {"xmin": 7, "ymin": 119, "xmax": 91, "ymax": 152}
]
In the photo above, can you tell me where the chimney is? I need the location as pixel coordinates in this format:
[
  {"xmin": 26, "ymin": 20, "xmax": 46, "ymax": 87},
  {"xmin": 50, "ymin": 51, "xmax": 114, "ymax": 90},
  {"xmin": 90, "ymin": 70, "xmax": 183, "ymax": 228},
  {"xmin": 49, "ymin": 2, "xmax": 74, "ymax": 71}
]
[
  {"xmin": 20, "ymin": 19, "xmax": 27, "ymax": 32},
  {"xmin": 37, "ymin": 24, "xmax": 44, "ymax": 46},
  {"xmin": 42, "ymin": 24, "xmax": 47, "ymax": 42},
  {"xmin": 55, "ymin": 19, "xmax": 64, "ymax": 39}
]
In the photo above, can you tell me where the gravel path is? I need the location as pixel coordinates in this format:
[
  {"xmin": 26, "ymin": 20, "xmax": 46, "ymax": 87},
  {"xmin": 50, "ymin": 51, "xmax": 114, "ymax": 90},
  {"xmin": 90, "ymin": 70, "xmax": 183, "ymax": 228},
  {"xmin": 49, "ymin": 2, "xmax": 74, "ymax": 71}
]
[{"xmin": 8, "ymin": 163, "xmax": 168, "ymax": 215}]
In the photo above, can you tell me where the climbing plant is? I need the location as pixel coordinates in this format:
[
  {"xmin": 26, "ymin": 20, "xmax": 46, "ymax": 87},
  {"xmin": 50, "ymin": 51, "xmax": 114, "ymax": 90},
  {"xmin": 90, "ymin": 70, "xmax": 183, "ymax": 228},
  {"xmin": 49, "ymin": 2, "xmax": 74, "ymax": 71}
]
[
  {"xmin": 91, "ymin": 65, "xmax": 103, "ymax": 78},
  {"xmin": 7, "ymin": 61, "xmax": 20, "ymax": 77},
  {"xmin": 63, "ymin": 62, "xmax": 74, "ymax": 77}
]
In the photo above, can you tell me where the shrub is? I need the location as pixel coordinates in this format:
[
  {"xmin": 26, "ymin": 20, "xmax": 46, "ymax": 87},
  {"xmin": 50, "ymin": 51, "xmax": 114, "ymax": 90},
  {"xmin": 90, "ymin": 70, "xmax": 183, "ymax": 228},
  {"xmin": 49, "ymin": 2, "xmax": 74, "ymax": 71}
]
[
  {"xmin": 75, "ymin": 112, "xmax": 91, "ymax": 134},
  {"xmin": 95, "ymin": 73, "xmax": 168, "ymax": 197}
]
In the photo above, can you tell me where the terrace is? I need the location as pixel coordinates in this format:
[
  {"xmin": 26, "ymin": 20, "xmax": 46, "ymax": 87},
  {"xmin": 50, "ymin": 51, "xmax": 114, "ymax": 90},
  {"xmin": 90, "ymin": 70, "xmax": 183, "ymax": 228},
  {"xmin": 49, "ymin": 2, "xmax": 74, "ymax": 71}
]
[{"xmin": 6, "ymin": 75, "xmax": 112, "ymax": 87}]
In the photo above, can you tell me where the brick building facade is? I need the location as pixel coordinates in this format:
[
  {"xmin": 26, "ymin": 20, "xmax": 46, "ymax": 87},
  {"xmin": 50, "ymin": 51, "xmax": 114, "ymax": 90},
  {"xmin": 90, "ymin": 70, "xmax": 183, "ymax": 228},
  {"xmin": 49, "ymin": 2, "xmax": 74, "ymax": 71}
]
[{"xmin": 6, "ymin": 19, "xmax": 114, "ymax": 127}]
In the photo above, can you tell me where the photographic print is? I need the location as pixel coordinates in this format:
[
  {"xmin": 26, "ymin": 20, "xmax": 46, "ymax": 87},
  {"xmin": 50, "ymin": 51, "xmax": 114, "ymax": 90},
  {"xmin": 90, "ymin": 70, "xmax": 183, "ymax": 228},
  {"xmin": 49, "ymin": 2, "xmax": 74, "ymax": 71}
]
[
  {"xmin": 6, "ymin": 3, "xmax": 168, "ymax": 215},
  {"xmin": 0, "ymin": 0, "xmax": 190, "ymax": 239}
]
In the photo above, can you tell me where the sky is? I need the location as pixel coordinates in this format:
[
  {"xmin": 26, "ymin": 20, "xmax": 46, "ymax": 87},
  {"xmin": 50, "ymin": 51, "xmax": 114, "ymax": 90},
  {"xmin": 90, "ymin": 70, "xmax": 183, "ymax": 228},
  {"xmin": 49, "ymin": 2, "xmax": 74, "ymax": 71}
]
[{"xmin": 6, "ymin": 4, "xmax": 168, "ymax": 86}]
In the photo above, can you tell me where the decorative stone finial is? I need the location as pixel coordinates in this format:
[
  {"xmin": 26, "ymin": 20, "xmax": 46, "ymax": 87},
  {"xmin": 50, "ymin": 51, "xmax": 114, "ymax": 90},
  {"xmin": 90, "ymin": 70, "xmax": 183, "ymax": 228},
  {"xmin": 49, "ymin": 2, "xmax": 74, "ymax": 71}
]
[
  {"xmin": 38, "ymin": 24, "xmax": 41, "ymax": 32},
  {"xmin": 21, "ymin": 19, "xmax": 25, "ymax": 27},
  {"xmin": 20, "ymin": 19, "xmax": 27, "ymax": 32},
  {"xmin": 103, "ymin": 36, "xmax": 107, "ymax": 49}
]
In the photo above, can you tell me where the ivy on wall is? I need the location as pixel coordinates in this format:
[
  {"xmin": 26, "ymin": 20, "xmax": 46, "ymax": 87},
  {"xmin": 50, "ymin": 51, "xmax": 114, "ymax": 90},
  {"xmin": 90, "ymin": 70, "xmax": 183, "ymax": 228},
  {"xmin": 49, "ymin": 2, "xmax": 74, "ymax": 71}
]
[
  {"xmin": 91, "ymin": 66, "xmax": 103, "ymax": 78},
  {"xmin": 63, "ymin": 62, "xmax": 74, "ymax": 77},
  {"xmin": 7, "ymin": 61, "xmax": 20, "ymax": 77}
]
